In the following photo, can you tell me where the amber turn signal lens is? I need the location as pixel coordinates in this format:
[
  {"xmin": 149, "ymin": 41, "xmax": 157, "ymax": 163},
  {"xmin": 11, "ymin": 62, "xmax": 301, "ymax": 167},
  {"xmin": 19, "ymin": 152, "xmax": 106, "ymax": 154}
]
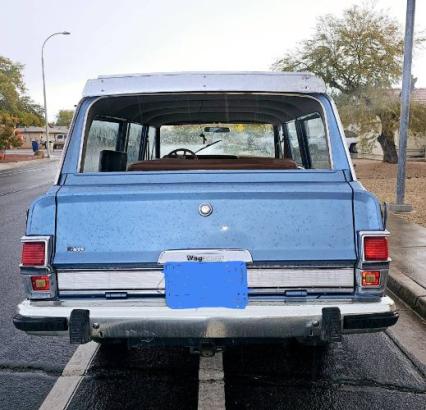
[
  {"xmin": 361, "ymin": 271, "xmax": 381, "ymax": 287},
  {"xmin": 21, "ymin": 242, "xmax": 46, "ymax": 266},
  {"xmin": 31, "ymin": 275, "xmax": 50, "ymax": 291}
]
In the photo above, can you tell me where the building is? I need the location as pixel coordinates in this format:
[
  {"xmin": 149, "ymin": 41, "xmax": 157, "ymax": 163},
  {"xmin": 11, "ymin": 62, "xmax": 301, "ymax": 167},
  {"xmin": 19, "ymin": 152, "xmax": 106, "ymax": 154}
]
[{"xmin": 15, "ymin": 126, "xmax": 69, "ymax": 149}]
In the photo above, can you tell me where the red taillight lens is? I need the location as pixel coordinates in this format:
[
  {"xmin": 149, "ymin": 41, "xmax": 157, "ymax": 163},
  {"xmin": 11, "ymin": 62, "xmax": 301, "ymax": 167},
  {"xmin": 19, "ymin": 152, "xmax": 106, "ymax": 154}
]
[
  {"xmin": 31, "ymin": 275, "xmax": 50, "ymax": 291},
  {"xmin": 361, "ymin": 271, "xmax": 381, "ymax": 287},
  {"xmin": 21, "ymin": 242, "xmax": 46, "ymax": 266},
  {"xmin": 364, "ymin": 237, "xmax": 388, "ymax": 261}
]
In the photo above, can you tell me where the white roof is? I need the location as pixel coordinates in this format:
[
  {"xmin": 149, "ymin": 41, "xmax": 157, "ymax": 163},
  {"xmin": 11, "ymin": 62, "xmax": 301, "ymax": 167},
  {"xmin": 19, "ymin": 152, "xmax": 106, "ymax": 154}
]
[{"xmin": 82, "ymin": 71, "xmax": 326, "ymax": 97}]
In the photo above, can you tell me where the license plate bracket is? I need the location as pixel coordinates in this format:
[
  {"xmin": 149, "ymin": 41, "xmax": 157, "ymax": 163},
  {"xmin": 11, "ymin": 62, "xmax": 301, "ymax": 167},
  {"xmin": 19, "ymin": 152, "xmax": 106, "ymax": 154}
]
[{"xmin": 164, "ymin": 261, "xmax": 248, "ymax": 309}]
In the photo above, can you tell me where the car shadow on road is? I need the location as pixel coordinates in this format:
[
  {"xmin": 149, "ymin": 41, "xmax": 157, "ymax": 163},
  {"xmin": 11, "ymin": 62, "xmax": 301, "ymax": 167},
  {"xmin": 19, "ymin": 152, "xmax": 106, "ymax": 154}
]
[
  {"xmin": 67, "ymin": 344, "xmax": 199, "ymax": 410},
  {"xmin": 223, "ymin": 334, "xmax": 426, "ymax": 410}
]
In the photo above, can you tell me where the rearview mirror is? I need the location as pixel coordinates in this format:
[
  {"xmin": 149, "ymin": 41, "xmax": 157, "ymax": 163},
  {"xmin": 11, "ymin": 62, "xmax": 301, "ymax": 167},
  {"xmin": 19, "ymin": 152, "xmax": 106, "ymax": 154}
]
[{"xmin": 204, "ymin": 127, "xmax": 230, "ymax": 133}]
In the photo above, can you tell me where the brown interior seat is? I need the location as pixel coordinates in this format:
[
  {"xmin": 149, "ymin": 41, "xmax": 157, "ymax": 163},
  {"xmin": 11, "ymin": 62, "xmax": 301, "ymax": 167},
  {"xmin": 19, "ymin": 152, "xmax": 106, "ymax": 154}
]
[{"xmin": 128, "ymin": 157, "xmax": 298, "ymax": 171}]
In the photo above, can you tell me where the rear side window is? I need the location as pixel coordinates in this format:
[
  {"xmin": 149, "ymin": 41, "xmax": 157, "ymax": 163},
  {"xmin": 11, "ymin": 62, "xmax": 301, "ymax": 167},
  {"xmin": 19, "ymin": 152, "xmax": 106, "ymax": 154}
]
[
  {"xmin": 127, "ymin": 123, "xmax": 143, "ymax": 164},
  {"xmin": 302, "ymin": 116, "xmax": 330, "ymax": 169},
  {"xmin": 83, "ymin": 119, "xmax": 120, "ymax": 172},
  {"xmin": 285, "ymin": 121, "xmax": 302, "ymax": 166}
]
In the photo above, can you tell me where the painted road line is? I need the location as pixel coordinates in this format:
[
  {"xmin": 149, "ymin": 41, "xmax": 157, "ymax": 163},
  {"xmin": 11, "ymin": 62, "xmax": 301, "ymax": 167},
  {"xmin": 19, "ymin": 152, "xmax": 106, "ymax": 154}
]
[
  {"xmin": 39, "ymin": 342, "xmax": 99, "ymax": 410},
  {"xmin": 198, "ymin": 352, "xmax": 226, "ymax": 410}
]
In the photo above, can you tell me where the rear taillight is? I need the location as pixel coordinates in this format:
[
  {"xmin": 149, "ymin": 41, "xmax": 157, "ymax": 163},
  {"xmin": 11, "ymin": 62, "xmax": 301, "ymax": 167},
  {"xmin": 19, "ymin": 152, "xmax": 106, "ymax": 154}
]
[
  {"xmin": 361, "ymin": 271, "xmax": 381, "ymax": 287},
  {"xmin": 364, "ymin": 236, "xmax": 388, "ymax": 261},
  {"xmin": 31, "ymin": 275, "xmax": 50, "ymax": 291},
  {"xmin": 21, "ymin": 242, "xmax": 46, "ymax": 266},
  {"xmin": 20, "ymin": 236, "xmax": 54, "ymax": 299}
]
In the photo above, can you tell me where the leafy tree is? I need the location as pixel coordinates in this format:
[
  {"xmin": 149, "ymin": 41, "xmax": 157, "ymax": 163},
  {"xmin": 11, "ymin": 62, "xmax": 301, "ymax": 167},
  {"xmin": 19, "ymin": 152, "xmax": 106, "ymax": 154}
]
[
  {"xmin": 56, "ymin": 109, "xmax": 74, "ymax": 127},
  {"xmin": 0, "ymin": 113, "xmax": 21, "ymax": 152},
  {"xmin": 0, "ymin": 56, "xmax": 44, "ymax": 153},
  {"xmin": 272, "ymin": 5, "xmax": 426, "ymax": 163}
]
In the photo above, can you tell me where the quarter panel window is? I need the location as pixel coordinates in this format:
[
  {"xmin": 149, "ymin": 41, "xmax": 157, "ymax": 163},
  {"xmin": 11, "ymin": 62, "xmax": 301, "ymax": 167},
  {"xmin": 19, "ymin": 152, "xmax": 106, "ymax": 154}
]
[
  {"xmin": 302, "ymin": 116, "xmax": 330, "ymax": 169},
  {"xmin": 286, "ymin": 121, "xmax": 302, "ymax": 166},
  {"xmin": 127, "ymin": 123, "xmax": 143, "ymax": 163},
  {"xmin": 83, "ymin": 119, "xmax": 120, "ymax": 172}
]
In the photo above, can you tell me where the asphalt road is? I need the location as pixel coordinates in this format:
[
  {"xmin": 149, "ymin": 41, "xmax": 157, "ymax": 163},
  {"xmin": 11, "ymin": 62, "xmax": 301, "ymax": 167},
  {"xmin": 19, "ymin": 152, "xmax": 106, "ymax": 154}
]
[
  {"xmin": 0, "ymin": 160, "xmax": 425, "ymax": 410},
  {"xmin": 0, "ymin": 160, "xmax": 76, "ymax": 410}
]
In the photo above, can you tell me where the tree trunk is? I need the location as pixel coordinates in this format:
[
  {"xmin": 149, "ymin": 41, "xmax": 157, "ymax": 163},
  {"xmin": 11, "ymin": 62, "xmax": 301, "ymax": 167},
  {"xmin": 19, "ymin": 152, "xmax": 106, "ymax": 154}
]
[
  {"xmin": 377, "ymin": 132, "xmax": 398, "ymax": 163},
  {"xmin": 377, "ymin": 111, "xmax": 399, "ymax": 164}
]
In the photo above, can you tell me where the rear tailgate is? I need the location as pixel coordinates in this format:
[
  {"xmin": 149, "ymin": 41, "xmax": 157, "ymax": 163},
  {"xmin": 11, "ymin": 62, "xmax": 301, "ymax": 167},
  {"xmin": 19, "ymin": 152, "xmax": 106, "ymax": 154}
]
[{"xmin": 54, "ymin": 171, "xmax": 355, "ymax": 266}]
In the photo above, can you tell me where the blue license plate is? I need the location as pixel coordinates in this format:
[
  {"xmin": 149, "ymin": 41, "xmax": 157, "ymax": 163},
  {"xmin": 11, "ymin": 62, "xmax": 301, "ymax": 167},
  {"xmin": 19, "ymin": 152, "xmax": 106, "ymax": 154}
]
[{"xmin": 164, "ymin": 261, "xmax": 248, "ymax": 309}]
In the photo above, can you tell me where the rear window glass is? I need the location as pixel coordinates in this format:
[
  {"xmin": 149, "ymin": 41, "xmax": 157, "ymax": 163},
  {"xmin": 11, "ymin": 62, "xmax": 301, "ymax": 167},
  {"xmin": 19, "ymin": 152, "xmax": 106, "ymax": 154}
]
[{"xmin": 79, "ymin": 94, "xmax": 331, "ymax": 172}]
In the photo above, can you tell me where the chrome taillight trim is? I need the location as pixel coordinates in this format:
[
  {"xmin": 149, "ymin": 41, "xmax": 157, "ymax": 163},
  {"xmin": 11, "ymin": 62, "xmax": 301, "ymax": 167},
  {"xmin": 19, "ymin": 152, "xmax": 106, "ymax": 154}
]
[
  {"xmin": 358, "ymin": 230, "xmax": 391, "ymax": 263},
  {"xmin": 20, "ymin": 236, "xmax": 52, "ymax": 269},
  {"xmin": 20, "ymin": 236, "xmax": 57, "ymax": 300},
  {"xmin": 355, "ymin": 268, "xmax": 389, "ymax": 294},
  {"xmin": 21, "ymin": 272, "xmax": 57, "ymax": 300}
]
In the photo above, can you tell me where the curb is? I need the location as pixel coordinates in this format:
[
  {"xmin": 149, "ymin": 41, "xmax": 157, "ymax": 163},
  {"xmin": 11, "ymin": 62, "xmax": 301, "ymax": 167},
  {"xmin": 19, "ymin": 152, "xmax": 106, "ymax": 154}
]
[
  {"xmin": 0, "ymin": 158, "xmax": 58, "ymax": 172},
  {"xmin": 388, "ymin": 267, "xmax": 426, "ymax": 319}
]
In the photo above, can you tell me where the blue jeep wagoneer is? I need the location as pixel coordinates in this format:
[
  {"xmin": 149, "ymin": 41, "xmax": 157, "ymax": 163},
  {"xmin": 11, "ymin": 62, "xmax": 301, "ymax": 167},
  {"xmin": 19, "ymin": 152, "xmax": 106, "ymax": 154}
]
[{"xmin": 14, "ymin": 72, "xmax": 398, "ymax": 350}]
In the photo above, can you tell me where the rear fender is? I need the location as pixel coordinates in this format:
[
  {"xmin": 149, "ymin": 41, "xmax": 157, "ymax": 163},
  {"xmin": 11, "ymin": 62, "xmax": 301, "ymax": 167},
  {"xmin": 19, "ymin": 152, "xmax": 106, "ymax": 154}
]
[{"xmin": 26, "ymin": 186, "xmax": 59, "ymax": 236}]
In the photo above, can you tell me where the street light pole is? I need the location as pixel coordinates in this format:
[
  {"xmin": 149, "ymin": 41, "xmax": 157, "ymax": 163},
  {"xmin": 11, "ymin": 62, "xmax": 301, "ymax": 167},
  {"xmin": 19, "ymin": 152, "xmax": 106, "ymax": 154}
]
[
  {"xmin": 394, "ymin": 0, "xmax": 416, "ymax": 212},
  {"xmin": 41, "ymin": 31, "xmax": 70, "ymax": 159}
]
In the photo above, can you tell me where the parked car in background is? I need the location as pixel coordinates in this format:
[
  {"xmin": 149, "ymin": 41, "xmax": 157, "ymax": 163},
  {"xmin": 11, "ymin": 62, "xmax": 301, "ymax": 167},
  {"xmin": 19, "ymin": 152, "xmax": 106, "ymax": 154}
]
[
  {"xmin": 53, "ymin": 134, "xmax": 67, "ymax": 150},
  {"xmin": 13, "ymin": 72, "xmax": 397, "ymax": 353},
  {"xmin": 345, "ymin": 129, "xmax": 359, "ymax": 153}
]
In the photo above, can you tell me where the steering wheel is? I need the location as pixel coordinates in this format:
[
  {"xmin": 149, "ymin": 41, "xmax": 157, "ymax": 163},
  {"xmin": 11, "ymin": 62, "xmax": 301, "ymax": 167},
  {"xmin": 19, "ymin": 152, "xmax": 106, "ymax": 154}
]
[{"xmin": 165, "ymin": 148, "xmax": 198, "ymax": 159}]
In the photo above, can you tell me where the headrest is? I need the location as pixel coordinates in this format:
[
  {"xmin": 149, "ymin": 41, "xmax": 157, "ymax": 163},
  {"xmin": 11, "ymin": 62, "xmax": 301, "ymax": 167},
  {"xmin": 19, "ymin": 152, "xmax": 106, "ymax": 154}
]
[{"xmin": 99, "ymin": 150, "xmax": 127, "ymax": 172}]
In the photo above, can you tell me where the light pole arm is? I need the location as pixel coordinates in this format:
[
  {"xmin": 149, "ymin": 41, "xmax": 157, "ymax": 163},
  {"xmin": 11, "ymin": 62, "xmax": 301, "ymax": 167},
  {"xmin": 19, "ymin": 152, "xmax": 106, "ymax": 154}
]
[{"xmin": 41, "ymin": 31, "xmax": 70, "ymax": 159}]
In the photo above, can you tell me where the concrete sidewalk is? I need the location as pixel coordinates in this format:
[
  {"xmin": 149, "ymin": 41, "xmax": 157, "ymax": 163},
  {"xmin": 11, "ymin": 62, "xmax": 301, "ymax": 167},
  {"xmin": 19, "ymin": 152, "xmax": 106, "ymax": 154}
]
[
  {"xmin": 0, "ymin": 157, "xmax": 60, "ymax": 171},
  {"xmin": 388, "ymin": 213, "xmax": 426, "ymax": 318}
]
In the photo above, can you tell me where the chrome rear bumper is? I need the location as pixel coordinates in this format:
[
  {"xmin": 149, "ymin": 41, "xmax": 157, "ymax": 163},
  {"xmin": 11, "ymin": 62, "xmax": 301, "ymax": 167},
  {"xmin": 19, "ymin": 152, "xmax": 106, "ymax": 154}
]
[{"xmin": 14, "ymin": 297, "xmax": 397, "ymax": 341}]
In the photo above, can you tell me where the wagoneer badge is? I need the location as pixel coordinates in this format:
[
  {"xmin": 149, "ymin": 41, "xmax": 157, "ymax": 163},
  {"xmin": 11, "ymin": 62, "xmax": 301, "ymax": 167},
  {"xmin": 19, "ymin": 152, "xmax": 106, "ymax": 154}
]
[
  {"xmin": 67, "ymin": 246, "xmax": 85, "ymax": 253},
  {"xmin": 199, "ymin": 203, "xmax": 213, "ymax": 217}
]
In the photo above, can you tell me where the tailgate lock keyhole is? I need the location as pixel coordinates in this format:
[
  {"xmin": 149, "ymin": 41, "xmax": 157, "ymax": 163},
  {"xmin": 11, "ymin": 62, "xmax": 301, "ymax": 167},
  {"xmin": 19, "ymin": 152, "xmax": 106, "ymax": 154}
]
[{"xmin": 199, "ymin": 203, "xmax": 213, "ymax": 217}]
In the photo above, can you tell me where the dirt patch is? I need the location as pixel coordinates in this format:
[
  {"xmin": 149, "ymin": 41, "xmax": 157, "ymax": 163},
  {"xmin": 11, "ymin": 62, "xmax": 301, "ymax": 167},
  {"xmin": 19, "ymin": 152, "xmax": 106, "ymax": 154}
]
[{"xmin": 354, "ymin": 159, "xmax": 426, "ymax": 227}]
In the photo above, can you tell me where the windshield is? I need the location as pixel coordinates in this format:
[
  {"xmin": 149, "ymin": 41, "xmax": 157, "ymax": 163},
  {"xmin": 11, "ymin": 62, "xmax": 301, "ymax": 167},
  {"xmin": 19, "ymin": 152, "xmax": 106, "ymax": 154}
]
[{"xmin": 159, "ymin": 124, "xmax": 275, "ymax": 158}]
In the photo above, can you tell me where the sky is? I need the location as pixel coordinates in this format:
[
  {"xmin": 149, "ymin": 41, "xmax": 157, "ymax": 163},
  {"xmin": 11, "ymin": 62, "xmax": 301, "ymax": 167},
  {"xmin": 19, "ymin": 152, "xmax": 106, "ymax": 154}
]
[{"xmin": 1, "ymin": 0, "xmax": 425, "ymax": 121}]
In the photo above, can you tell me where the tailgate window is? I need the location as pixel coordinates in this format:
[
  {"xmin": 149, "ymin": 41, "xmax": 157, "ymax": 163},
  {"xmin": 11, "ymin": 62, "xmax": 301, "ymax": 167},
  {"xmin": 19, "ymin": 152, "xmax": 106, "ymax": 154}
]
[{"xmin": 79, "ymin": 94, "xmax": 332, "ymax": 172}]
